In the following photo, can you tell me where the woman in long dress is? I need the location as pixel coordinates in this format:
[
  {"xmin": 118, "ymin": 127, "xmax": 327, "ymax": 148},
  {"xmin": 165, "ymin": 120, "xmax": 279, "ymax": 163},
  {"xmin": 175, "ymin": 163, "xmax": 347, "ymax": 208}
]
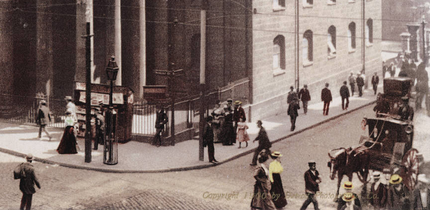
[
  {"xmin": 251, "ymin": 151, "xmax": 276, "ymax": 210},
  {"xmin": 236, "ymin": 117, "xmax": 249, "ymax": 148},
  {"xmin": 57, "ymin": 109, "xmax": 78, "ymax": 154},
  {"xmin": 221, "ymin": 104, "xmax": 235, "ymax": 145},
  {"xmin": 211, "ymin": 102, "xmax": 225, "ymax": 143},
  {"xmin": 269, "ymin": 151, "xmax": 287, "ymax": 209}
]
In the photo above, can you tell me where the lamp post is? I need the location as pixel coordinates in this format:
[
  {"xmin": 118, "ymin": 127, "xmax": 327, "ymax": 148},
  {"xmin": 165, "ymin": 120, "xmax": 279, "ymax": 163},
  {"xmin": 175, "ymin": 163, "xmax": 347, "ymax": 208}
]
[
  {"xmin": 422, "ymin": 16, "xmax": 427, "ymax": 65},
  {"xmin": 104, "ymin": 56, "xmax": 119, "ymax": 165}
]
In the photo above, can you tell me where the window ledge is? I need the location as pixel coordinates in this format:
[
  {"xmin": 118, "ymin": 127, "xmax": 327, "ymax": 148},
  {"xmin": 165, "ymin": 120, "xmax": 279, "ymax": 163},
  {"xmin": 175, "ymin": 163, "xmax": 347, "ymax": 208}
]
[
  {"xmin": 366, "ymin": 43, "xmax": 373, "ymax": 48},
  {"xmin": 303, "ymin": 4, "xmax": 313, "ymax": 8},
  {"xmin": 327, "ymin": 1, "xmax": 336, "ymax": 6},
  {"xmin": 348, "ymin": 0, "xmax": 355, "ymax": 3},
  {"xmin": 348, "ymin": 49, "xmax": 356, "ymax": 54},
  {"xmin": 327, "ymin": 54, "xmax": 337, "ymax": 60},
  {"xmin": 303, "ymin": 61, "xmax": 313, "ymax": 67},
  {"xmin": 272, "ymin": 6, "xmax": 286, "ymax": 12},
  {"xmin": 273, "ymin": 69, "xmax": 286, "ymax": 76}
]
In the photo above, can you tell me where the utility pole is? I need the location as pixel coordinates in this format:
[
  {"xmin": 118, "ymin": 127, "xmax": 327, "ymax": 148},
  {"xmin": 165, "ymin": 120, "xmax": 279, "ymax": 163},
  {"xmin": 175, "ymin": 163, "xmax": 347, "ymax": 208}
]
[
  {"xmin": 83, "ymin": 21, "xmax": 93, "ymax": 163},
  {"xmin": 422, "ymin": 17, "xmax": 427, "ymax": 64},
  {"xmin": 199, "ymin": 0, "xmax": 208, "ymax": 161}
]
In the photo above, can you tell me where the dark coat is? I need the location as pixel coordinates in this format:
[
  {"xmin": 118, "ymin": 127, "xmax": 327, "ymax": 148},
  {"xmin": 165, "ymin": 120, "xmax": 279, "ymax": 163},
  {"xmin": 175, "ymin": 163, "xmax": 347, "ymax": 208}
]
[
  {"xmin": 321, "ymin": 88, "xmax": 332, "ymax": 102},
  {"xmin": 356, "ymin": 76, "xmax": 364, "ymax": 87},
  {"xmin": 299, "ymin": 88, "xmax": 311, "ymax": 101},
  {"xmin": 387, "ymin": 184, "xmax": 411, "ymax": 210},
  {"xmin": 37, "ymin": 105, "xmax": 51, "ymax": 126},
  {"xmin": 397, "ymin": 104, "xmax": 414, "ymax": 121},
  {"xmin": 19, "ymin": 163, "xmax": 41, "ymax": 195},
  {"xmin": 340, "ymin": 85, "xmax": 350, "ymax": 98},
  {"xmin": 369, "ymin": 182, "xmax": 387, "ymax": 208},
  {"xmin": 413, "ymin": 187, "xmax": 430, "ymax": 210},
  {"xmin": 155, "ymin": 111, "xmax": 168, "ymax": 129},
  {"xmin": 337, "ymin": 193, "xmax": 361, "ymax": 210},
  {"xmin": 233, "ymin": 106, "xmax": 246, "ymax": 122},
  {"xmin": 255, "ymin": 127, "xmax": 271, "ymax": 150},
  {"xmin": 287, "ymin": 101, "xmax": 300, "ymax": 117},
  {"xmin": 203, "ymin": 123, "xmax": 214, "ymax": 146},
  {"xmin": 251, "ymin": 165, "xmax": 276, "ymax": 210},
  {"xmin": 340, "ymin": 204, "xmax": 360, "ymax": 210},
  {"xmin": 304, "ymin": 169, "xmax": 320, "ymax": 194},
  {"xmin": 372, "ymin": 75, "xmax": 379, "ymax": 85},
  {"xmin": 287, "ymin": 91, "xmax": 298, "ymax": 104}
]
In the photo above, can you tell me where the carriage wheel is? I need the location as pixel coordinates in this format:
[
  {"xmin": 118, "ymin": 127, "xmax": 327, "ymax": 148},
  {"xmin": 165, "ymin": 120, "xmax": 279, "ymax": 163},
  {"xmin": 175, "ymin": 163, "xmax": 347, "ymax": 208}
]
[{"xmin": 400, "ymin": 149, "xmax": 420, "ymax": 191}]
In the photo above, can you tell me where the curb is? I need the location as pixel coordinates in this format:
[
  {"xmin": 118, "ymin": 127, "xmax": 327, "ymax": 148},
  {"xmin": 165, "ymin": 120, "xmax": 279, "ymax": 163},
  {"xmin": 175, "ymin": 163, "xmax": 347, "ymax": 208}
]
[{"xmin": 0, "ymin": 100, "xmax": 376, "ymax": 173}]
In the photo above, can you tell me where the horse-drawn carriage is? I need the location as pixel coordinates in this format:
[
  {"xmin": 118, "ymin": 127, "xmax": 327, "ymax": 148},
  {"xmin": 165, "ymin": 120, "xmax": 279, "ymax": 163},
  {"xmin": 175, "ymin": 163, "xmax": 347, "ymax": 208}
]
[{"xmin": 328, "ymin": 77, "xmax": 420, "ymax": 197}]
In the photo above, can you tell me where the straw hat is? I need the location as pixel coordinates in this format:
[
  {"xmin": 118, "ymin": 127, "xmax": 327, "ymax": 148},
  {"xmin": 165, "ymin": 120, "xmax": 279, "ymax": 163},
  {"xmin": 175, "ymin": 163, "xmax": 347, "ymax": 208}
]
[
  {"xmin": 373, "ymin": 171, "xmax": 381, "ymax": 178},
  {"xmin": 271, "ymin": 151, "xmax": 283, "ymax": 158},
  {"xmin": 343, "ymin": 181, "xmax": 353, "ymax": 190},
  {"xmin": 26, "ymin": 154, "xmax": 34, "ymax": 161},
  {"xmin": 308, "ymin": 160, "xmax": 316, "ymax": 166},
  {"xmin": 234, "ymin": 100, "xmax": 242, "ymax": 105},
  {"xmin": 342, "ymin": 193, "xmax": 355, "ymax": 202},
  {"xmin": 389, "ymin": 174, "xmax": 403, "ymax": 185},
  {"xmin": 40, "ymin": 100, "xmax": 46, "ymax": 105}
]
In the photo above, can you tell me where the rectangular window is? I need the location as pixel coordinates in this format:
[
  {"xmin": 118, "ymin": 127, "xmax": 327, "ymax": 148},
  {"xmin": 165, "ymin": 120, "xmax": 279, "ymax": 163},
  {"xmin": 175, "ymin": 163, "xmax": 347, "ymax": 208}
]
[
  {"xmin": 273, "ymin": 44, "xmax": 280, "ymax": 69},
  {"xmin": 273, "ymin": 0, "xmax": 285, "ymax": 11}
]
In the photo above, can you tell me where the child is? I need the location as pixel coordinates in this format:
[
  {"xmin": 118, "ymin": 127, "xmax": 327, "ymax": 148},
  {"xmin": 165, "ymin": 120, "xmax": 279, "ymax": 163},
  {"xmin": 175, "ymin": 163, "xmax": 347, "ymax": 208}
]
[{"xmin": 236, "ymin": 117, "xmax": 250, "ymax": 148}]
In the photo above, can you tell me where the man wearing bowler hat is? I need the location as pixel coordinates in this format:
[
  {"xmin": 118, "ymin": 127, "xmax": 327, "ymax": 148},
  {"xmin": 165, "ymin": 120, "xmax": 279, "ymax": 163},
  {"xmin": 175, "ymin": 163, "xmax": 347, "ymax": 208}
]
[
  {"xmin": 300, "ymin": 160, "xmax": 321, "ymax": 210},
  {"xmin": 17, "ymin": 154, "xmax": 41, "ymax": 210}
]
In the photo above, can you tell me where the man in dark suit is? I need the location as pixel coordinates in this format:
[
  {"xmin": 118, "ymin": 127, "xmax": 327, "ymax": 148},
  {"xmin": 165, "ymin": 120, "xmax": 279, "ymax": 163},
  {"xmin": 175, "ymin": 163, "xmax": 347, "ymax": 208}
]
[
  {"xmin": 287, "ymin": 98, "xmax": 300, "ymax": 131},
  {"xmin": 18, "ymin": 154, "xmax": 41, "ymax": 210},
  {"xmin": 413, "ymin": 174, "xmax": 430, "ymax": 210},
  {"xmin": 153, "ymin": 108, "xmax": 168, "ymax": 147},
  {"xmin": 356, "ymin": 73, "xmax": 365, "ymax": 97},
  {"xmin": 36, "ymin": 100, "xmax": 52, "ymax": 140},
  {"xmin": 250, "ymin": 120, "xmax": 271, "ymax": 166},
  {"xmin": 287, "ymin": 86, "xmax": 298, "ymax": 104},
  {"xmin": 299, "ymin": 84, "xmax": 311, "ymax": 114},
  {"xmin": 348, "ymin": 72, "xmax": 356, "ymax": 96},
  {"xmin": 300, "ymin": 161, "xmax": 321, "ymax": 210},
  {"xmin": 203, "ymin": 116, "xmax": 217, "ymax": 163},
  {"xmin": 321, "ymin": 83, "xmax": 332, "ymax": 115},
  {"xmin": 371, "ymin": 72, "xmax": 379, "ymax": 95},
  {"xmin": 369, "ymin": 172, "xmax": 387, "ymax": 210},
  {"xmin": 340, "ymin": 81, "xmax": 350, "ymax": 110}
]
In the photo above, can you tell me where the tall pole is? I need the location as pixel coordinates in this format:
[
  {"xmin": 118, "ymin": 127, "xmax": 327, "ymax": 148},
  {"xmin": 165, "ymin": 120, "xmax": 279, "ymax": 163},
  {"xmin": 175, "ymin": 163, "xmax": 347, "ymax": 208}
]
[
  {"xmin": 422, "ymin": 18, "xmax": 427, "ymax": 64},
  {"xmin": 295, "ymin": 0, "xmax": 300, "ymax": 90},
  {"xmin": 199, "ymin": 0, "xmax": 207, "ymax": 161},
  {"xmin": 85, "ymin": 22, "xmax": 92, "ymax": 163},
  {"xmin": 362, "ymin": 0, "xmax": 366, "ymax": 74}
]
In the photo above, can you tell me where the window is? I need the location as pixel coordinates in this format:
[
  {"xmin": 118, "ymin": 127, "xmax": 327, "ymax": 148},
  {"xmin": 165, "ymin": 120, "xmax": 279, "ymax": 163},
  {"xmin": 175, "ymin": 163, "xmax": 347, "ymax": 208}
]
[
  {"xmin": 328, "ymin": 0, "xmax": 336, "ymax": 5},
  {"xmin": 303, "ymin": 0, "xmax": 313, "ymax": 6},
  {"xmin": 303, "ymin": 30, "xmax": 313, "ymax": 63},
  {"xmin": 366, "ymin": 19, "xmax": 373, "ymax": 44},
  {"xmin": 327, "ymin": 26, "xmax": 336, "ymax": 57},
  {"xmin": 348, "ymin": 22, "xmax": 356, "ymax": 51},
  {"xmin": 273, "ymin": 35, "xmax": 285, "ymax": 70},
  {"xmin": 273, "ymin": 0, "xmax": 286, "ymax": 11}
]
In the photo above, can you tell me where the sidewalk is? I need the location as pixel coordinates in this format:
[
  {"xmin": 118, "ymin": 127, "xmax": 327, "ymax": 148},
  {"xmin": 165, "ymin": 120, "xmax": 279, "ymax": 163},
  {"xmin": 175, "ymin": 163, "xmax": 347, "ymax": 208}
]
[{"xmin": 0, "ymin": 87, "xmax": 381, "ymax": 173}]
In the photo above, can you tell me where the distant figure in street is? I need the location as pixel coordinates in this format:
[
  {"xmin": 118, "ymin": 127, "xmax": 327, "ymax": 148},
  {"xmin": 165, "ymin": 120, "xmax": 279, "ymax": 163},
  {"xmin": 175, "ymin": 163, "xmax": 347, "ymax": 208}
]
[
  {"xmin": 389, "ymin": 62, "xmax": 396, "ymax": 77},
  {"xmin": 416, "ymin": 63, "xmax": 429, "ymax": 110},
  {"xmin": 36, "ymin": 100, "xmax": 52, "ymax": 140},
  {"xmin": 287, "ymin": 86, "xmax": 298, "ymax": 104},
  {"xmin": 386, "ymin": 174, "xmax": 411, "ymax": 210},
  {"xmin": 299, "ymin": 84, "xmax": 311, "ymax": 114},
  {"xmin": 17, "ymin": 154, "xmax": 41, "ymax": 210},
  {"xmin": 412, "ymin": 174, "xmax": 430, "ymax": 210},
  {"xmin": 64, "ymin": 96, "xmax": 77, "ymax": 121},
  {"xmin": 153, "ymin": 108, "xmax": 168, "ymax": 147},
  {"xmin": 374, "ymin": 93, "xmax": 390, "ymax": 117},
  {"xmin": 372, "ymin": 72, "xmax": 379, "ymax": 95},
  {"xmin": 340, "ymin": 193, "xmax": 361, "ymax": 210},
  {"xmin": 340, "ymin": 81, "xmax": 350, "ymax": 111},
  {"xmin": 321, "ymin": 83, "xmax": 332, "ymax": 115},
  {"xmin": 203, "ymin": 116, "xmax": 217, "ymax": 163},
  {"xmin": 57, "ymin": 109, "xmax": 78, "ymax": 154},
  {"xmin": 211, "ymin": 101, "xmax": 225, "ymax": 143},
  {"xmin": 250, "ymin": 151, "xmax": 276, "ymax": 210},
  {"xmin": 356, "ymin": 73, "xmax": 365, "ymax": 97},
  {"xmin": 398, "ymin": 66, "xmax": 408, "ymax": 77},
  {"xmin": 250, "ymin": 120, "xmax": 272, "ymax": 166},
  {"xmin": 233, "ymin": 100, "xmax": 246, "ymax": 143},
  {"xmin": 95, "ymin": 107, "xmax": 105, "ymax": 149},
  {"xmin": 349, "ymin": 72, "xmax": 356, "ymax": 96},
  {"xmin": 382, "ymin": 61, "xmax": 387, "ymax": 78},
  {"xmin": 236, "ymin": 117, "xmax": 250, "ymax": 148},
  {"xmin": 337, "ymin": 182, "xmax": 361, "ymax": 210},
  {"xmin": 287, "ymin": 98, "xmax": 300, "ymax": 131},
  {"xmin": 300, "ymin": 161, "xmax": 321, "ymax": 210},
  {"xmin": 221, "ymin": 104, "xmax": 236, "ymax": 146},
  {"xmin": 397, "ymin": 96, "xmax": 414, "ymax": 121},
  {"xmin": 269, "ymin": 151, "xmax": 288, "ymax": 209}
]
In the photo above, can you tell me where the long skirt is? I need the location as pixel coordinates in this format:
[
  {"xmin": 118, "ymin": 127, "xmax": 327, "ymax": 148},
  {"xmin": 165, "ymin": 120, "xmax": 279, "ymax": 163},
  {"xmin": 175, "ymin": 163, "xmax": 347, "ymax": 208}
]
[
  {"xmin": 57, "ymin": 126, "xmax": 77, "ymax": 154},
  {"xmin": 270, "ymin": 173, "xmax": 287, "ymax": 208},
  {"xmin": 221, "ymin": 123, "xmax": 235, "ymax": 145},
  {"xmin": 251, "ymin": 181, "xmax": 276, "ymax": 210}
]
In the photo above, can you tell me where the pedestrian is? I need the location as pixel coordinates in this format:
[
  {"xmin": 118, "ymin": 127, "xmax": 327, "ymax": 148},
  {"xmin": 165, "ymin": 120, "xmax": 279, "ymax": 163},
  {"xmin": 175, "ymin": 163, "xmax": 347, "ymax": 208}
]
[
  {"xmin": 300, "ymin": 160, "xmax": 321, "ymax": 210},
  {"xmin": 368, "ymin": 172, "xmax": 387, "ymax": 210},
  {"xmin": 57, "ymin": 109, "xmax": 78, "ymax": 154},
  {"xmin": 250, "ymin": 151, "xmax": 277, "ymax": 210},
  {"xmin": 287, "ymin": 86, "xmax": 298, "ymax": 104},
  {"xmin": 211, "ymin": 101, "xmax": 225, "ymax": 143},
  {"xmin": 17, "ymin": 154, "xmax": 41, "ymax": 210},
  {"xmin": 412, "ymin": 174, "xmax": 430, "ymax": 210},
  {"xmin": 299, "ymin": 84, "xmax": 311, "ymax": 114},
  {"xmin": 250, "ymin": 120, "xmax": 272, "ymax": 166},
  {"xmin": 386, "ymin": 174, "xmax": 411, "ymax": 210},
  {"xmin": 371, "ymin": 72, "xmax": 379, "ymax": 95},
  {"xmin": 348, "ymin": 72, "xmax": 356, "ymax": 96},
  {"xmin": 153, "ymin": 108, "xmax": 168, "ymax": 147},
  {"xmin": 389, "ymin": 62, "xmax": 396, "ymax": 77},
  {"xmin": 397, "ymin": 96, "xmax": 414, "ymax": 121},
  {"xmin": 321, "ymin": 83, "xmax": 332, "ymax": 115},
  {"xmin": 398, "ymin": 66, "xmax": 408, "ymax": 77},
  {"xmin": 340, "ymin": 81, "xmax": 350, "ymax": 110},
  {"xmin": 203, "ymin": 116, "xmax": 218, "ymax": 163},
  {"xmin": 356, "ymin": 73, "xmax": 365, "ymax": 97},
  {"xmin": 340, "ymin": 193, "xmax": 361, "ymax": 210},
  {"xmin": 64, "ymin": 96, "xmax": 77, "ymax": 121},
  {"xmin": 36, "ymin": 100, "xmax": 52, "ymax": 140},
  {"xmin": 95, "ymin": 107, "xmax": 105, "ymax": 149},
  {"xmin": 382, "ymin": 61, "xmax": 387, "ymax": 78},
  {"xmin": 233, "ymin": 100, "xmax": 246, "ymax": 142},
  {"xmin": 337, "ymin": 182, "xmax": 361, "ymax": 210},
  {"xmin": 287, "ymin": 98, "xmax": 300, "ymax": 131},
  {"xmin": 269, "ymin": 151, "xmax": 288, "ymax": 209},
  {"xmin": 236, "ymin": 117, "xmax": 250, "ymax": 148},
  {"xmin": 221, "ymin": 104, "xmax": 236, "ymax": 145}
]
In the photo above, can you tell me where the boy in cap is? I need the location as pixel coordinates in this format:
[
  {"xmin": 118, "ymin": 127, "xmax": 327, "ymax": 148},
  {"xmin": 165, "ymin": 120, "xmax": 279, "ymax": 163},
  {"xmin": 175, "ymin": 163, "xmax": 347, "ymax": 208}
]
[
  {"xmin": 17, "ymin": 154, "xmax": 41, "ymax": 210},
  {"xmin": 300, "ymin": 161, "xmax": 321, "ymax": 210},
  {"xmin": 413, "ymin": 174, "xmax": 430, "ymax": 210},
  {"xmin": 337, "ymin": 181, "xmax": 361, "ymax": 210}
]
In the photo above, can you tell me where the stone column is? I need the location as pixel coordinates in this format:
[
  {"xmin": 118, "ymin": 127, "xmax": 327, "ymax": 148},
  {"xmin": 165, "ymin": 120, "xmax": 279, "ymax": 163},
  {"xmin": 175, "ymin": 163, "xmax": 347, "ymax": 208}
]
[
  {"xmin": 36, "ymin": 0, "xmax": 53, "ymax": 98},
  {"xmin": 0, "ymin": 0, "xmax": 14, "ymax": 95},
  {"xmin": 115, "ymin": 0, "xmax": 122, "ymax": 86},
  {"xmin": 407, "ymin": 23, "xmax": 421, "ymax": 61},
  {"xmin": 139, "ymin": 0, "xmax": 146, "ymax": 98},
  {"xmin": 400, "ymin": 32, "xmax": 411, "ymax": 54}
]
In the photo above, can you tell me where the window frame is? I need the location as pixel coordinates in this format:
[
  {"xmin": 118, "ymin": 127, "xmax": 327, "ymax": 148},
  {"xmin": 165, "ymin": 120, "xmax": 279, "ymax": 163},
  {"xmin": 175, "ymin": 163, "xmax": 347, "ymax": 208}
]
[
  {"xmin": 273, "ymin": 35, "xmax": 286, "ymax": 71},
  {"xmin": 327, "ymin": 26, "xmax": 336, "ymax": 58},
  {"xmin": 303, "ymin": 30, "xmax": 313, "ymax": 65},
  {"xmin": 366, "ymin": 18, "xmax": 373, "ymax": 45},
  {"xmin": 273, "ymin": 0, "xmax": 286, "ymax": 11},
  {"xmin": 348, "ymin": 22, "xmax": 356, "ymax": 52}
]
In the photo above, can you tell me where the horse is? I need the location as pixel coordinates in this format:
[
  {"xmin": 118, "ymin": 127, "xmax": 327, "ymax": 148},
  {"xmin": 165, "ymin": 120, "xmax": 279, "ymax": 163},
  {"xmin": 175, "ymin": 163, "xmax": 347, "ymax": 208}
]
[{"xmin": 327, "ymin": 147, "xmax": 370, "ymax": 199}]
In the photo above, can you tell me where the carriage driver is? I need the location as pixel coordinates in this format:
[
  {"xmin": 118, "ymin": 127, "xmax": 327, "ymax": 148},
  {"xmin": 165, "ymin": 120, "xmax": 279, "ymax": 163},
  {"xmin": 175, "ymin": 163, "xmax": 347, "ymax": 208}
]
[
  {"xmin": 337, "ymin": 182, "xmax": 361, "ymax": 210},
  {"xmin": 397, "ymin": 96, "xmax": 414, "ymax": 121}
]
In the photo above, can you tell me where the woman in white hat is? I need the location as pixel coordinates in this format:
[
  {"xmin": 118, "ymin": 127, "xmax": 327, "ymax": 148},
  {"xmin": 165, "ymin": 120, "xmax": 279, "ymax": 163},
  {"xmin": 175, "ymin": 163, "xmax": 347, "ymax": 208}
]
[
  {"xmin": 57, "ymin": 109, "xmax": 78, "ymax": 154},
  {"xmin": 269, "ymin": 151, "xmax": 287, "ymax": 209}
]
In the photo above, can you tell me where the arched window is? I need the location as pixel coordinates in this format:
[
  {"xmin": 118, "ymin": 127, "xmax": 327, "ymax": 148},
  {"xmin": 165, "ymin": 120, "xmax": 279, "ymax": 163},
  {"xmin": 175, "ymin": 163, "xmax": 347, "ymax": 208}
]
[
  {"xmin": 303, "ymin": 0, "xmax": 313, "ymax": 6},
  {"xmin": 273, "ymin": 0, "xmax": 285, "ymax": 9},
  {"xmin": 366, "ymin": 19, "xmax": 373, "ymax": 44},
  {"xmin": 303, "ymin": 30, "xmax": 313, "ymax": 62},
  {"xmin": 273, "ymin": 35, "xmax": 285, "ymax": 70},
  {"xmin": 328, "ymin": 25, "xmax": 336, "ymax": 56},
  {"xmin": 348, "ymin": 22, "xmax": 356, "ymax": 51}
]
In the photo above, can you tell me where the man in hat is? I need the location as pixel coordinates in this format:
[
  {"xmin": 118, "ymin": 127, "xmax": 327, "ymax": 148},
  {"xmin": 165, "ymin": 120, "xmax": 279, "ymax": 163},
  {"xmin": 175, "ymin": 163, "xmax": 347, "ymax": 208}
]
[
  {"xmin": 356, "ymin": 73, "xmax": 365, "ymax": 97},
  {"xmin": 17, "ymin": 154, "xmax": 41, "ymax": 210},
  {"xmin": 287, "ymin": 86, "xmax": 299, "ymax": 104},
  {"xmin": 337, "ymin": 182, "xmax": 361, "ymax": 210},
  {"xmin": 233, "ymin": 100, "xmax": 246, "ymax": 136},
  {"xmin": 368, "ymin": 171, "xmax": 387, "ymax": 210},
  {"xmin": 388, "ymin": 62, "xmax": 396, "ymax": 77},
  {"xmin": 340, "ymin": 193, "xmax": 361, "ymax": 210},
  {"xmin": 153, "ymin": 108, "xmax": 168, "ymax": 147},
  {"xmin": 226, "ymin": 98, "xmax": 234, "ymax": 112},
  {"xmin": 250, "ymin": 120, "xmax": 272, "ymax": 166},
  {"xmin": 340, "ymin": 81, "xmax": 350, "ymax": 110},
  {"xmin": 64, "ymin": 96, "xmax": 77, "ymax": 121},
  {"xmin": 386, "ymin": 174, "xmax": 411, "ymax": 210},
  {"xmin": 300, "ymin": 160, "xmax": 321, "ymax": 210},
  {"xmin": 36, "ymin": 100, "xmax": 52, "ymax": 140},
  {"xmin": 413, "ymin": 174, "xmax": 430, "ymax": 210},
  {"xmin": 94, "ymin": 107, "xmax": 105, "ymax": 150},
  {"xmin": 287, "ymin": 98, "xmax": 300, "ymax": 131},
  {"xmin": 321, "ymin": 83, "xmax": 332, "ymax": 115},
  {"xmin": 348, "ymin": 72, "xmax": 356, "ymax": 96},
  {"xmin": 397, "ymin": 96, "xmax": 414, "ymax": 121},
  {"xmin": 203, "ymin": 116, "xmax": 218, "ymax": 163},
  {"xmin": 371, "ymin": 72, "xmax": 379, "ymax": 95},
  {"xmin": 299, "ymin": 84, "xmax": 311, "ymax": 114}
]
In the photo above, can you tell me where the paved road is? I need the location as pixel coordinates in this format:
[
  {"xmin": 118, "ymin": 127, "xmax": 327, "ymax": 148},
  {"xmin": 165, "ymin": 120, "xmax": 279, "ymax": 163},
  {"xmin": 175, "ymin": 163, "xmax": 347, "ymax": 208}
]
[{"xmin": 1, "ymin": 105, "xmax": 428, "ymax": 210}]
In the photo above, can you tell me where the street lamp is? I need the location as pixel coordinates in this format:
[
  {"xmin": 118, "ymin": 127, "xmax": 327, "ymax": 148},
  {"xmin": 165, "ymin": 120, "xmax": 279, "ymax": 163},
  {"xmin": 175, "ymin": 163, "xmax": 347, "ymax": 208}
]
[{"xmin": 104, "ymin": 56, "xmax": 119, "ymax": 165}]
